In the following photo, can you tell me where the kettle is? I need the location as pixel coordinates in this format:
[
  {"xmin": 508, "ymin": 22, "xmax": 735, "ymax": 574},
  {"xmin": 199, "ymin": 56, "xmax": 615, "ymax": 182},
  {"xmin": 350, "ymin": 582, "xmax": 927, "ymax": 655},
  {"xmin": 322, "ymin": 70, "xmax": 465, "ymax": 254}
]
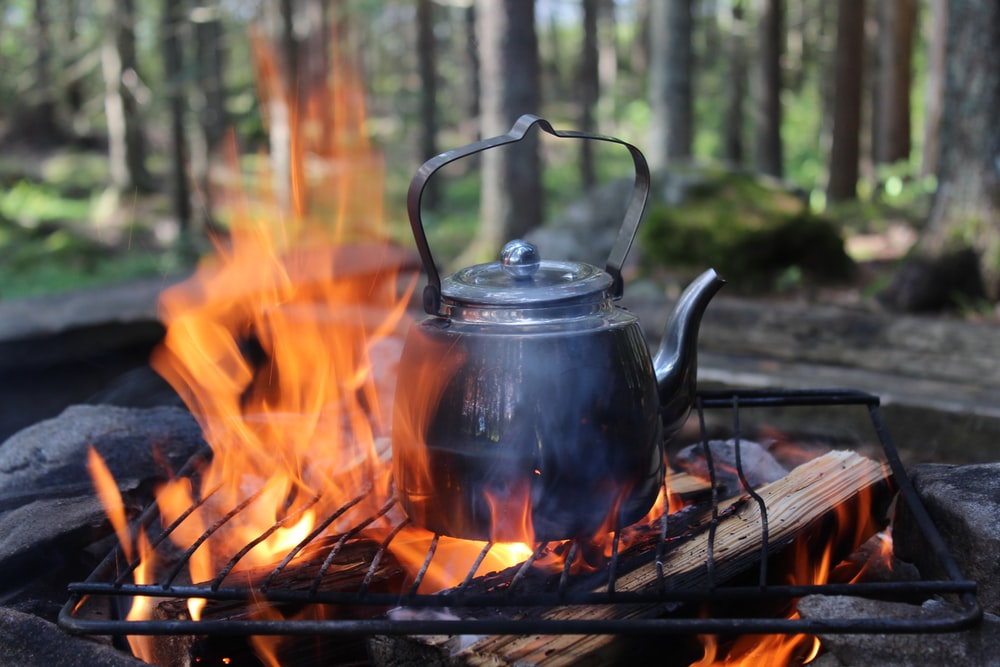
[{"xmin": 392, "ymin": 115, "xmax": 724, "ymax": 542}]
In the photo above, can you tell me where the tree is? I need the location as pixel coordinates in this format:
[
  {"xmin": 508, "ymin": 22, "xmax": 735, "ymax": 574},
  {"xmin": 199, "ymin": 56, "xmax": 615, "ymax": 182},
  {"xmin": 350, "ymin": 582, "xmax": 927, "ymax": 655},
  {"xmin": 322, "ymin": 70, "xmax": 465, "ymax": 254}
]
[
  {"xmin": 647, "ymin": 0, "xmax": 694, "ymax": 170},
  {"xmin": 31, "ymin": 0, "xmax": 59, "ymax": 142},
  {"xmin": 579, "ymin": 0, "xmax": 600, "ymax": 188},
  {"xmin": 921, "ymin": 0, "xmax": 948, "ymax": 177},
  {"xmin": 100, "ymin": 0, "xmax": 151, "ymax": 192},
  {"xmin": 723, "ymin": 1, "xmax": 748, "ymax": 166},
  {"xmin": 466, "ymin": 0, "xmax": 542, "ymax": 265},
  {"xmin": 913, "ymin": 0, "xmax": 1000, "ymax": 298},
  {"xmin": 752, "ymin": 0, "xmax": 783, "ymax": 177},
  {"xmin": 464, "ymin": 3, "xmax": 481, "ymax": 138},
  {"xmin": 873, "ymin": 0, "xmax": 916, "ymax": 166},
  {"xmin": 826, "ymin": 0, "xmax": 865, "ymax": 202},
  {"xmin": 163, "ymin": 0, "xmax": 191, "ymax": 246},
  {"xmin": 417, "ymin": 0, "xmax": 440, "ymax": 207}
]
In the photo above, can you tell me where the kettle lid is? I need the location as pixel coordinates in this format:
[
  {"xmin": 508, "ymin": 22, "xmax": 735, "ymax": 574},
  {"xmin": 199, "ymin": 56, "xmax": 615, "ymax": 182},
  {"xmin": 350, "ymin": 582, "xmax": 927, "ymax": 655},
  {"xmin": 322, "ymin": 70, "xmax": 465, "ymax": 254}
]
[{"xmin": 441, "ymin": 240, "xmax": 612, "ymax": 308}]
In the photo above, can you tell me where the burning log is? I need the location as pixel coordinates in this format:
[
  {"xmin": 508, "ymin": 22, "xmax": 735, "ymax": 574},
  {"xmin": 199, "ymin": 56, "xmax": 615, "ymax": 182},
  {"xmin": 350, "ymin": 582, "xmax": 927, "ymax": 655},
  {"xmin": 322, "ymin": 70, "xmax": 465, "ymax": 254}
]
[{"xmin": 371, "ymin": 449, "xmax": 892, "ymax": 667}]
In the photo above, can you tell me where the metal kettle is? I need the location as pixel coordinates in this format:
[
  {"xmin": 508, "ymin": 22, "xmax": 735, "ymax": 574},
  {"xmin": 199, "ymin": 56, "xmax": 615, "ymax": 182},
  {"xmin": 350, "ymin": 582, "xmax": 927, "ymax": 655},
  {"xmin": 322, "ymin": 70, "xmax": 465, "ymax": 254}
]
[{"xmin": 392, "ymin": 115, "xmax": 724, "ymax": 542}]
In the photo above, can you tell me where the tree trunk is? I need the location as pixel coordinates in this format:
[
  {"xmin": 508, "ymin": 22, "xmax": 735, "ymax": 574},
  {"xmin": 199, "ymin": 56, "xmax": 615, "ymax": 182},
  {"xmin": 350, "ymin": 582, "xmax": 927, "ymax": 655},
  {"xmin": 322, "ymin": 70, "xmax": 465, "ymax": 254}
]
[
  {"xmin": 32, "ymin": 0, "xmax": 59, "ymax": 143},
  {"xmin": 163, "ymin": 0, "xmax": 191, "ymax": 247},
  {"xmin": 464, "ymin": 4, "xmax": 481, "ymax": 141},
  {"xmin": 469, "ymin": 0, "xmax": 542, "ymax": 265},
  {"xmin": 579, "ymin": 0, "xmax": 600, "ymax": 189},
  {"xmin": 193, "ymin": 7, "xmax": 227, "ymax": 156},
  {"xmin": 191, "ymin": 5, "xmax": 227, "ymax": 235},
  {"xmin": 827, "ymin": 0, "xmax": 865, "ymax": 202},
  {"xmin": 920, "ymin": 0, "xmax": 948, "ymax": 178},
  {"xmin": 723, "ymin": 0, "xmax": 747, "ymax": 166},
  {"xmin": 64, "ymin": 0, "xmax": 85, "ymax": 117},
  {"xmin": 597, "ymin": 0, "xmax": 618, "ymax": 118},
  {"xmin": 630, "ymin": 0, "xmax": 651, "ymax": 99},
  {"xmin": 417, "ymin": 0, "xmax": 439, "ymax": 208},
  {"xmin": 648, "ymin": 0, "xmax": 694, "ymax": 170},
  {"xmin": 101, "ymin": 0, "xmax": 150, "ymax": 192},
  {"xmin": 917, "ymin": 0, "xmax": 1000, "ymax": 298},
  {"xmin": 752, "ymin": 0, "xmax": 783, "ymax": 178},
  {"xmin": 873, "ymin": 0, "xmax": 916, "ymax": 166}
]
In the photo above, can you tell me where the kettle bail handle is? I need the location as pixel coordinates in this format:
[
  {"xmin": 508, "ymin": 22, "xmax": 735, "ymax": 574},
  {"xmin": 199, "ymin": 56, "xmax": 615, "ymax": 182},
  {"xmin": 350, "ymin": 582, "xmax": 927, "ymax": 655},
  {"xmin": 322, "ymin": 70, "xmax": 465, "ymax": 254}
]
[{"xmin": 407, "ymin": 114, "xmax": 651, "ymax": 316}]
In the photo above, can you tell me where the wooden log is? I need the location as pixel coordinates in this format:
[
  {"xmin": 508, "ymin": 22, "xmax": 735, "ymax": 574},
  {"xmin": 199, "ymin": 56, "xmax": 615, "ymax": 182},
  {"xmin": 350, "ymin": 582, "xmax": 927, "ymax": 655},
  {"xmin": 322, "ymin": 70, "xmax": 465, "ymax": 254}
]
[
  {"xmin": 371, "ymin": 450, "xmax": 891, "ymax": 667},
  {"xmin": 147, "ymin": 536, "xmax": 407, "ymax": 666}
]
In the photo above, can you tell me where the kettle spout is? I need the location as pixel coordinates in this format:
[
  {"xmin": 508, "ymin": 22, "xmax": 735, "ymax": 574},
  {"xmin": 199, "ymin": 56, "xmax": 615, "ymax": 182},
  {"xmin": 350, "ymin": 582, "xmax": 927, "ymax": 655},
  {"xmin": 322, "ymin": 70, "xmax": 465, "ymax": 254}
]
[{"xmin": 653, "ymin": 268, "xmax": 725, "ymax": 442}]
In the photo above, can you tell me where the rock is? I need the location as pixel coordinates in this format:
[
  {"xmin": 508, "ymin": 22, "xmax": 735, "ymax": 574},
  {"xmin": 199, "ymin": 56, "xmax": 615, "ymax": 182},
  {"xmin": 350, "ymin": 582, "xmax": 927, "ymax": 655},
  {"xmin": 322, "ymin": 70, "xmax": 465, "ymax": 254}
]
[
  {"xmin": 0, "ymin": 607, "xmax": 145, "ymax": 667},
  {"xmin": 0, "ymin": 405, "xmax": 206, "ymax": 618},
  {"xmin": 0, "ymin": 495, "xmax": 132, "ymax": 618},
  {"xmin": 797, "ymin": 595, "xmax": 999, "ymax": 667},
  {"xmin": 892, "ymin": 462, "xmax": 1000, "ymax": 615},
  {"xmin": 878, "ymin": 248, "xmax": 987, "ymax": 313},
  {"xmin": 525, "ymin": 176, "xmax": 633, "ymax": 269},
  {"xmin": 672, "ymin": 438, "xmax": 788, "ymax": 493},
  {"xmin": 0, "ymin": 404, "xmax": 205, "ymax": 509}
]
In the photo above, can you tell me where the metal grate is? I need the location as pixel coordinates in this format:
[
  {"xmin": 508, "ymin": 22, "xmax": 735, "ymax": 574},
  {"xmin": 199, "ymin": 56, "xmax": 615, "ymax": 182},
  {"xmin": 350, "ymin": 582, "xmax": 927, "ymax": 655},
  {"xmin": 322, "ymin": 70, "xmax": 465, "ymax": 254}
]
[{"xmin": 59, "ymin": 389, "xmax": 981, "ymax": 637}]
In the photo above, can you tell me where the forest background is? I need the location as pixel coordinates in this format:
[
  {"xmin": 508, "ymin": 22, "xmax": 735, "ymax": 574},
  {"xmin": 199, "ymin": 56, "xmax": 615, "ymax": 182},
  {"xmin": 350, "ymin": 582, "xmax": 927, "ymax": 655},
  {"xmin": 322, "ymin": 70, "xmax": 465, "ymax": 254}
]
[{"xmin": 0, "ymin": 0, "xmax": 997, "ymax": 317}]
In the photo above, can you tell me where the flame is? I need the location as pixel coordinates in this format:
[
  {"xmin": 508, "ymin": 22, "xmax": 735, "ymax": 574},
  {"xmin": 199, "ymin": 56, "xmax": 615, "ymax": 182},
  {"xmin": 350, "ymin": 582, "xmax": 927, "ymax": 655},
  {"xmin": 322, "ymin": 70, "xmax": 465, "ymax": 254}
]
[
  {"xmin": 692, "ymin": 458, "xmax": 888, "ymax": 666},
  {"xmin": 86, "ymin": 447, "xmax": 160, "ymax": 661},
  {"xmin": 84, "ymin": 29, "xmax": 554, "ymax": 661},
  {"xmin": 85, "ymin": 20, "xmax": 875, "ymax": 667}
]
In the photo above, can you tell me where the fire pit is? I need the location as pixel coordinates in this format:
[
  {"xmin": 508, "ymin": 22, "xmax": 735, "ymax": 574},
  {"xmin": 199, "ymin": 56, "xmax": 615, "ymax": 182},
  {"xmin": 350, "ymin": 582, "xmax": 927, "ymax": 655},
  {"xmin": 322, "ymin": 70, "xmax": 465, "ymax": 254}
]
[
  {"xmin": 38, "ymin": 59, "xmax": 982, "ymax": 666},
  {"xmin": 58, "ymin": 389, "xmax": 980, "ymax": 664}
]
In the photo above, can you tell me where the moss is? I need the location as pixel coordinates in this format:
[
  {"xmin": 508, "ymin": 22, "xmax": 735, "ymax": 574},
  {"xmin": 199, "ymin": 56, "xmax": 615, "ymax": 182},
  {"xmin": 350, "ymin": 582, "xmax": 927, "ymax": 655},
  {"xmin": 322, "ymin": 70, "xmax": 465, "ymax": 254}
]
[{"xmin": 640, "ymin": 169, "xmax": 854, "ymax": 291}]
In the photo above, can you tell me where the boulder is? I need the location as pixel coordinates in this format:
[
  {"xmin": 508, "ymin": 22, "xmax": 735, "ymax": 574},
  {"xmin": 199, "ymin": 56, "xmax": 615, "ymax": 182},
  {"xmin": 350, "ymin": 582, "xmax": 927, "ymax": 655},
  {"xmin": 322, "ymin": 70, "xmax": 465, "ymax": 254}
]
[
  {"xmin": 0, "ymin": 607, "xmax": 146, "ymax": 667},
  {"xmin": 892, "ymin": 462, "xmax": 1000, "ymax": 615},
  {"xmin": 798, "ymin": 595, "xmax": 998, "ymax": 667}
]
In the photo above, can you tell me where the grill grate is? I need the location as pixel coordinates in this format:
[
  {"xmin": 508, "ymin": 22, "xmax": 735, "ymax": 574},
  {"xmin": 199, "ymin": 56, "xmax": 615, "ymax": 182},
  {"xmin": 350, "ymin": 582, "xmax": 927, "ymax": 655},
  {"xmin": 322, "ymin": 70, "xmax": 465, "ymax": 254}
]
[{"xmin": 59, "ymin": 389, "xmax": 981, "ymax": 637}]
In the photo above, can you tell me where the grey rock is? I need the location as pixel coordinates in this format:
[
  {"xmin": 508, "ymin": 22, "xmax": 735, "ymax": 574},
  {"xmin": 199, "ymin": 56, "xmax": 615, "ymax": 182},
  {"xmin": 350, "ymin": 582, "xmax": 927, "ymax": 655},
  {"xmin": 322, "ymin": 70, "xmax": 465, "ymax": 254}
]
[
  {"xmin": 529, "ymin": 177, "xmax": 634, "ymax": 264},
  {"xmin": 0, "ymin": 606, "xmax": 145, "ymax": 667},
  {"xmin": 893, "ymin": 462, "xmax": 1000, "ymax": 615},
  {"xmin": 0, "ymin": 404, "xmax": 205, "ymax": 509},
  {"xmin": 0, "ymin": 405, "xmax": 205, "ymax": 616},
  {"xmin": 673, "ymin": 438, "xmax": 788, "ymax": 493},
  {"xmin": 798, "ymin": 595, "xmax": 998, "ymax": 667}
]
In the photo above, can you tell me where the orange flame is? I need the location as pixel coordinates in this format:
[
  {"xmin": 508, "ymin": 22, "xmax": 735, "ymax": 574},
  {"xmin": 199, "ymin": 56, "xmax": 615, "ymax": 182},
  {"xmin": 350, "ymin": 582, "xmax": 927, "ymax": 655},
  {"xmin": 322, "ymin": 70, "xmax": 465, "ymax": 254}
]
[
  {"xmin": 86, "ymin": 31, "xmax": 555, "ymax": 661},
  {"xmin": 692, "ymin": 460, "xmax": 888, "ymax": 666}
]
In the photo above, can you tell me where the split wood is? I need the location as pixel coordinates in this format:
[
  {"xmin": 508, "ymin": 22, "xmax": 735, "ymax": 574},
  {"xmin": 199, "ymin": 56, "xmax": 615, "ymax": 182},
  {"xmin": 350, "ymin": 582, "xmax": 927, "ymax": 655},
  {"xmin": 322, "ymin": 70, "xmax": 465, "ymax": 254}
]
[{"xmin": 372, "ymin": 449, "xmax": 890, "ymax": 667}]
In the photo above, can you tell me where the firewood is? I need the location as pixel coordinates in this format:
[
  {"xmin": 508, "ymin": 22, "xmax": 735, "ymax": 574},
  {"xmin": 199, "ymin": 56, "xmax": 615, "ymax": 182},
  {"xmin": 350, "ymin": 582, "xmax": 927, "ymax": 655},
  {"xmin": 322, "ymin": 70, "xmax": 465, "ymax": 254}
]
[
  {"xmin": 148, "ymin": 536, "xmax": 406, "ymax": 665},
  {"xmin": 372, "ymin": 449, "xmax": 891, "ymax": 667}
]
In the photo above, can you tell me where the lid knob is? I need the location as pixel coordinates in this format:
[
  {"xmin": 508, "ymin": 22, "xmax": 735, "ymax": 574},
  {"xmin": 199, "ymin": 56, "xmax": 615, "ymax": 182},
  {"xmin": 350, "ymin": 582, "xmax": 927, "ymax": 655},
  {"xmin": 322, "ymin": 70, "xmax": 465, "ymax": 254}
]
[{"xmin": 500, "ymin": 240, "xmax": 540, "ymax": 280}]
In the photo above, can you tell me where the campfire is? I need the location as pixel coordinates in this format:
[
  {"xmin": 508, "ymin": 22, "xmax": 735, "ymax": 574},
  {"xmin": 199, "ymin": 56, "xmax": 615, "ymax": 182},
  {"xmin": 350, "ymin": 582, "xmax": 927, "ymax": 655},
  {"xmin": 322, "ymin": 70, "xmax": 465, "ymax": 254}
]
[{"xmin": 54, "ymin": 36, "xmax": 981, "ymax": 667}]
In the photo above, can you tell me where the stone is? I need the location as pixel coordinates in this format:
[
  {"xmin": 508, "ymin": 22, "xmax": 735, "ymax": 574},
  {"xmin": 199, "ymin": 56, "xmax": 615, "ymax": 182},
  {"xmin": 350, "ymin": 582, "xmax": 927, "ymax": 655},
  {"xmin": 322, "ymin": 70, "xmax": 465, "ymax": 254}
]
[
  {"xmin": 797, "ymin": 595, "xmax": 999, "ymax": 667},
  {"xmin": 0, "ymin": 404, "xmax": 205, "ymax": 509},
  {"xmin": 0, "ymin": 405, "xmax": 205, "ymax": 618},
  {"xmin": 0, "ymin": 607, "xmax": 145, "ymax": 667},
  {"xmin": 673, "ymin": 438, "xmax": 788, "ymax": 494},
  {"xmin": 892, "ymin": 462, "xmax": 1000, "ymax": 615}
]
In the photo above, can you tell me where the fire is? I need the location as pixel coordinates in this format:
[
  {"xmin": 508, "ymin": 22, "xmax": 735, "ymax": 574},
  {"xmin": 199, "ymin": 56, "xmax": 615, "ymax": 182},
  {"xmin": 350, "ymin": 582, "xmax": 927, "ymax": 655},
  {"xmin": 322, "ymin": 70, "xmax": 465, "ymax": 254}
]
[
  {"xmin": 85, "ymin": 28, "xmax": 564, "ymax": 663},
  {"xmin": 81, "ymin": 20, "xmax": 868, "ymax": 667},
  {"xmin": 691, "ymin": 458, "xmax": 891, "ymax": 666}
]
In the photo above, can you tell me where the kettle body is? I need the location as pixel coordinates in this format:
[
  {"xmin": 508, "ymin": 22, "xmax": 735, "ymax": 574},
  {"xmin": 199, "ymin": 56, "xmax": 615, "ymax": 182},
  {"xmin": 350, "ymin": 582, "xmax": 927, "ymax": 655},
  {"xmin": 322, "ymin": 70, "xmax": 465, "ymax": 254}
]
[
  {"xmin": 392, "ymin": 115, "xmax": 723, "ymax": 541},
  {"xmin": 392, "ymin": 303, "xmax": 663, "ymax": 541}
]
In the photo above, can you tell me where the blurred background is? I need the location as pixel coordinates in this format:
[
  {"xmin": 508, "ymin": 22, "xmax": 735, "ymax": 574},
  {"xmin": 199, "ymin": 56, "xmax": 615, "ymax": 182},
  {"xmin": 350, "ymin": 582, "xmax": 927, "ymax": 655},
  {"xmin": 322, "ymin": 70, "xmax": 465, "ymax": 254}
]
[{"xmin": 0, "ymin": 0, "xmax": 997, "ymax": 313}]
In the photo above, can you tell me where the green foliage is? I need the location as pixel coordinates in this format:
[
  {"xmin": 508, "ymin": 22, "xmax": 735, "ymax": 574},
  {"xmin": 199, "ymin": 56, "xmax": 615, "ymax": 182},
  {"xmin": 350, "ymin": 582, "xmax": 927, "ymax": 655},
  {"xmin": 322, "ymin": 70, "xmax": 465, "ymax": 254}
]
[
  {"xmin": 640, "ymin": 169, "xmax": 855, "ymax": 291},
  {"xmin": 0, "ymin": 180, "xmax": 96, "ymax": 227},
  {"xmin": 0, "ymin": 212, "xmax": 181, "ymax": 299}
]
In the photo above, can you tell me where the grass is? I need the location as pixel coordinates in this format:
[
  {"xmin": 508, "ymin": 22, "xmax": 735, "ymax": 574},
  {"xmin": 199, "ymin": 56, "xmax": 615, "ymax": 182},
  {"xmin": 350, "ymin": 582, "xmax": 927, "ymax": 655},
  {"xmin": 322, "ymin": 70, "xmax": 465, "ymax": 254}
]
[{"xmin": 0, "ymin": 151, "xmax": 188, "ymax": 300}]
